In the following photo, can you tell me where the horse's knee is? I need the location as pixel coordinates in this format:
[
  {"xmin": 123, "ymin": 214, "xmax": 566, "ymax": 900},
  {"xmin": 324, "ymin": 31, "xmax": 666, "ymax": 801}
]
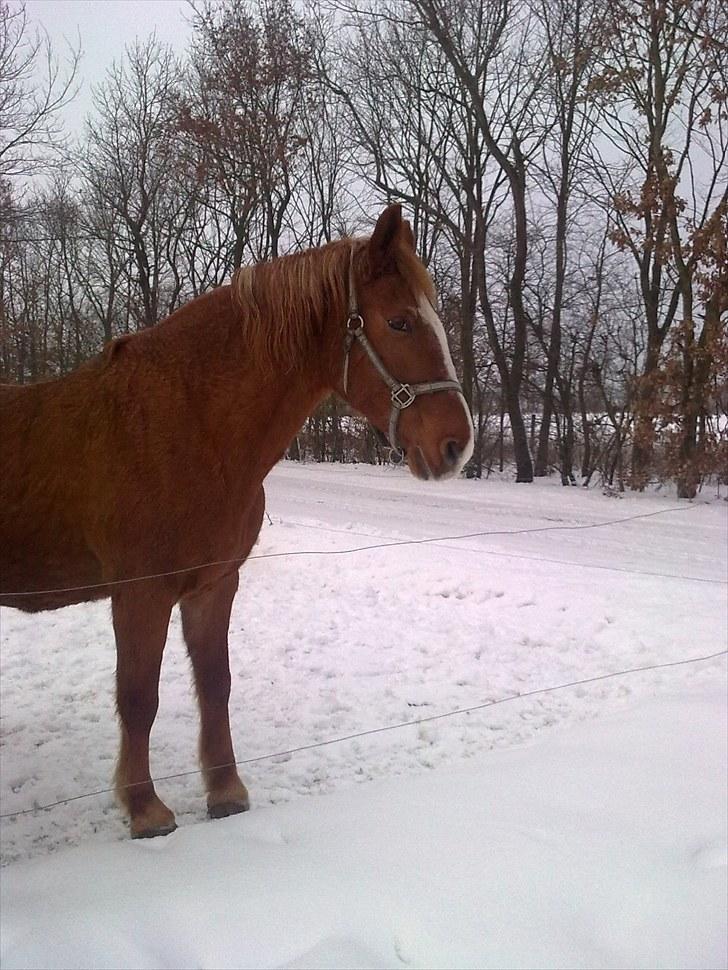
[
  {"xmin": 194, "ymin": 659, "xmax": 231, "ymax": 708},
  {"xmin": 112, "ymin": 590, "xmax": 171, "ymax": 733},
  {"xmin": 116, "ymin": 682, "xmax": 159, "ymax": 733}
]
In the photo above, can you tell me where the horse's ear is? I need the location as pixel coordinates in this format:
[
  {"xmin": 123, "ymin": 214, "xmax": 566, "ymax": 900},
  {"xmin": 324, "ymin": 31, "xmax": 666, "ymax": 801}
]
[
  {"xmin": 401, "ymin": 218, "xmax": 415, "ymax": 251},
  {"xmin": 368, "ymin": 204, "xmax": 404, "ymax": 275}
]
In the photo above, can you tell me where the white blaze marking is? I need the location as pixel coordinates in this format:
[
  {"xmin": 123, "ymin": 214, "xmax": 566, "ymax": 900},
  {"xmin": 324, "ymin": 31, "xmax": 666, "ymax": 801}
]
[
  {"xmin": 417, "ymin": 293, "xmax": 475, "ymax": 469},
  {"xmin": 417, "ymin": 294, "xmax": 458, "ymax": 381}
]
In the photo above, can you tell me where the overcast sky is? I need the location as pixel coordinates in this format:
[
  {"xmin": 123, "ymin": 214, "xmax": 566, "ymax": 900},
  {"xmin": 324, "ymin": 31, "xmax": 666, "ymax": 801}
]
[{"xmin": 25, "ymin": 0, "xmax": 191, "ymax": 134}]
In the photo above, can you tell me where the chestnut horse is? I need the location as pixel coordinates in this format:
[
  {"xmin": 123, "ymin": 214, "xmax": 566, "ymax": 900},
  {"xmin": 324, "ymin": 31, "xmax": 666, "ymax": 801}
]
[{"xmin": 0, "ymin": 205, "xmax": 473, "ymax": 838}]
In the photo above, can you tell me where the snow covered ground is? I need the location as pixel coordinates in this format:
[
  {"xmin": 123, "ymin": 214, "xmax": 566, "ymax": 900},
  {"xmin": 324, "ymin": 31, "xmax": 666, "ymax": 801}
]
[
  {"xmin": 1, "ymin": 463, "xmax": 726, "ymax": 968},
  {"xmin": 2, "ymin": 682, "xmax": 726, "ymax": 970}
]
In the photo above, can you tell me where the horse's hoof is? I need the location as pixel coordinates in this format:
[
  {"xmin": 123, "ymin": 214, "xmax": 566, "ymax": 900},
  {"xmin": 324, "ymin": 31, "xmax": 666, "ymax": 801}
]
[
  {"xmin": 208, "ymin": 800, "xmax": 249, "ymax": 819},
  {"xmin": 131, "ymin": 821, "xmax": 177, "ymax": 840}
]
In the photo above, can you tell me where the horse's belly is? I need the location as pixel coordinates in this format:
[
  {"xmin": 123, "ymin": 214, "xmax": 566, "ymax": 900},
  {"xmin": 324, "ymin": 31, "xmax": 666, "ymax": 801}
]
[{"xmin": 0, "ymin": 524, "xmax": 105, "ymax": 613}]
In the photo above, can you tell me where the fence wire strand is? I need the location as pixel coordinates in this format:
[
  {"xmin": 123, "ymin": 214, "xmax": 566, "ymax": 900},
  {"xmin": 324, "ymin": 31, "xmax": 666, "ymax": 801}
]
[
  {"xmin": 281, "ymin": 517, "xmax": 726, "ymax": 586},
  {"xmin": 2, "ymin": 502, "xmax": 722, "ymax": 599},
  {"xmin": 1, "ymin": 648, "xmax": 725, "ymax": 821}
]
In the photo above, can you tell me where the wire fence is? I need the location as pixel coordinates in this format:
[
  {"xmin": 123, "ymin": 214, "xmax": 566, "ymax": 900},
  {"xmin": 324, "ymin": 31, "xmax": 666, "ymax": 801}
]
[
  {"xmin": 2, "ymin": 502, "xmax": 723, "ymax": 599},
  {"xmin": 1, "ymin": 501, "xmax": 725, "ymax": 823},
  {"xmin": 280, "ymin": 515, "xmax": 727, "ymax": 586},
  {"xmin": 1, "ymin": 648, "xmax": 725, "ymax": 821}
]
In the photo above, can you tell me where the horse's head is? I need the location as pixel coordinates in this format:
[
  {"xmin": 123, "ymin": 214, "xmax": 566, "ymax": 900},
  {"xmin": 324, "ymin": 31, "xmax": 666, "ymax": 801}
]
[{"xmin": 340, "ymin": 205, "xmax": 473, "ymax": 480}]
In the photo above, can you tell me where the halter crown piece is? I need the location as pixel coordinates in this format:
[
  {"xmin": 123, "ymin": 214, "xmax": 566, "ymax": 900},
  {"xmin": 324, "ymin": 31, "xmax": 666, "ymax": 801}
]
[{"xmin": 342, "ymin": 244, "xmax": 463, "ymax": 462}]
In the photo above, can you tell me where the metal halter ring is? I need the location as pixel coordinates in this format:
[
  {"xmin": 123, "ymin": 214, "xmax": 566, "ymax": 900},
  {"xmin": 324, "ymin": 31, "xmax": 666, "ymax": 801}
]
[{"xmin": 391, "ymin": 383, "xmax": 416, "ymax": 409}]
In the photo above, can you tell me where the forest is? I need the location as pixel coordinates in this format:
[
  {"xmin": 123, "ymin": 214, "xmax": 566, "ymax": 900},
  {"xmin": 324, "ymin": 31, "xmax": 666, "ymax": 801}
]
[{"xmin": 1, "ymin": 0, "xmax": 726, "ymax": 496}]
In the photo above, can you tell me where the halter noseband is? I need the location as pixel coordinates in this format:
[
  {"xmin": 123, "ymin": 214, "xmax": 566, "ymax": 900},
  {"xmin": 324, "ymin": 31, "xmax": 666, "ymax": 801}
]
[{"xmin": 342, "ymin": 246, "xmax": 463, "ymax": 462}]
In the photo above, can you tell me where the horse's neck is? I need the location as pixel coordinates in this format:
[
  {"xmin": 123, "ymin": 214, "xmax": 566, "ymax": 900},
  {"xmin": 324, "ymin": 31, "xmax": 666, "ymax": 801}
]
[
  {"xmin": 167, "ymin": 286, "xmax": 333, "ymax": 483},
  {"xmin": 229, "ymin": 369, "xmax": 328, "ymax": 479}
]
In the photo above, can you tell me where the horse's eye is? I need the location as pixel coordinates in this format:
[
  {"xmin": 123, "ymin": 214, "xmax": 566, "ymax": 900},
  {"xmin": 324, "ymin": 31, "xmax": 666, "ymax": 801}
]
[{"xmin": 388, "ymin": 317, "xmax": 411, "ymax": 333}]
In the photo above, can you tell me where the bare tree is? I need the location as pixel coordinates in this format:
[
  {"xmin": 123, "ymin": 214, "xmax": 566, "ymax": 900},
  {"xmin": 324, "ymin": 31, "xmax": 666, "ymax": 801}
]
[
  {"xmin": 318, "ymin": 2, "xmax": 479, "ymax": 425},
  {"xmin": 528, "ymin": 0, "xmax": 605, "ymax": 479},
  {"xmin": 405, "ymin": 0, "xmax": 553, "ymax": 482},
  {"xmin": 179, "ymin": 0, "xmax": 318, "ymax": 266},
  {"xmin": 0, "ymin": 0, "xmax": 79, "ymax": 182},
  {"xmin": 325, "ymin": 0, "xmax": 542, "ymax": 478},
  {"xmin": 83, "ymin": 39, "xmax": 186, "ymax": 329}
]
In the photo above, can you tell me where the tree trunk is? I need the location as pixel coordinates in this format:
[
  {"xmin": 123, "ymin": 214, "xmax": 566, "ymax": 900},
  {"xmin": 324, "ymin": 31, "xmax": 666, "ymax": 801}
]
[
  {"xmin": 630, "ymin": 338, "xmax": 661, "ymax": 489},
  {"xmin": 535, "ymin": 400, "xmax": 552, "ymax": 476},
  {"xmin": 509, "ymin": 392, "xmax": 533, "ymax": 482},
  {"xmin": 676, "ymin": 284, "xmax": 722, "ymax": 498}
]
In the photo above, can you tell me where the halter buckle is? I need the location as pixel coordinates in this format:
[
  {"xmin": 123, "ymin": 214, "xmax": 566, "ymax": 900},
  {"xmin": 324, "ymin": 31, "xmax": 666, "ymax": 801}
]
[{"xmin": 391, "ymin": 383, "xmax": 416, "ymax": 409}]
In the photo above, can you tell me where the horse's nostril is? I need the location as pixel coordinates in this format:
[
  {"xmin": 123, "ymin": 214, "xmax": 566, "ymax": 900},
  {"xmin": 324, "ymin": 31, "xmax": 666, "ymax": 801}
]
[{"xmin": 442, "ymin": 438, "xmax": 463, "ymax": 468}]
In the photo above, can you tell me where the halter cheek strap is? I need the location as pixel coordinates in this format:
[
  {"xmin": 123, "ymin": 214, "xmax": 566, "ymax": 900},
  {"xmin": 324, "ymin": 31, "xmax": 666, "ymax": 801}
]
[{"xmin": 342, "ymin": 246, "xmax": 463, "ymax": 460}]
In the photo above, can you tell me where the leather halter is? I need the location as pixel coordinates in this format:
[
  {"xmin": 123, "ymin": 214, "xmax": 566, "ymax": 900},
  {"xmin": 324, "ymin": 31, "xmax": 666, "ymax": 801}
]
[{"xmin": 342, "ymin": 245, "xmax": 464, "ymax": 461}]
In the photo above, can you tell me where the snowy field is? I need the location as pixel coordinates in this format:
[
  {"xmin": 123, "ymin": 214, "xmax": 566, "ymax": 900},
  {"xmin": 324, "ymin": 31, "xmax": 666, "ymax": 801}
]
[{"xmin": 1, "ymin": 462, "xmax": 726, "ymax": 968}]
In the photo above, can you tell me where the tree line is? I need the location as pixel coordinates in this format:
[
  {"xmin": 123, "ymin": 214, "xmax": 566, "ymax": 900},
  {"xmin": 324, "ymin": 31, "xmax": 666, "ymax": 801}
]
[{"xmin": 1, "ymin": 0, "xmax": 726, "ymax": 496}]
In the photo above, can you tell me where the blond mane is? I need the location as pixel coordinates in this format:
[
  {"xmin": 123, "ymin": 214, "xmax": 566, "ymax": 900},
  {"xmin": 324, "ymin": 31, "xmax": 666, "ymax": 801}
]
[{"xmin": 231, "ymin": 234, "xmax": 436, "ymax": 371}]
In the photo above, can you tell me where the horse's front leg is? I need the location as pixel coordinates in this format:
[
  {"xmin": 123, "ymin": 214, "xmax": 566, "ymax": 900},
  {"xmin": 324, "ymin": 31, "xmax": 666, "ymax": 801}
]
[
  {"xmin": 180, "ymin": 570, "xmax": 249, "ymax": 818},
  {"xmin": 112, "ymin": 585, "xmax": 176, "ymax": 839}
]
